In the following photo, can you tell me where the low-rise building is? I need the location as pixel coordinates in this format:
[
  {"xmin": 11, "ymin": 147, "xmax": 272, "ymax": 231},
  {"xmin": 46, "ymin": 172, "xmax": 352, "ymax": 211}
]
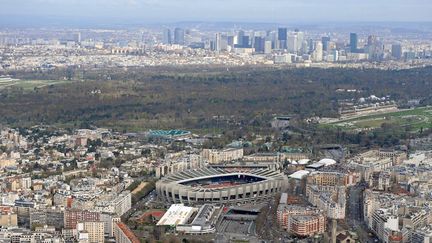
[
  {"xmin": 113, "ymin": 222, "xmax": 140, "ymax": 243},
  {"xmin": 277, "ymin": 193, "xmax": 326, "ymax": 237},
  {"xmin": 201, "ymin": 148, "xmax": 243, "ymax": 164},
  {"xmin": 176, "ymin": 204, "xmax": 222, "ymax": 234},
  {"xmin": 306, "ymin": 185, "xmax": 346, "ymax": 219},
  {"xmin": 156, "ymin": 204, "xmax": 196, "ymax": 226}
]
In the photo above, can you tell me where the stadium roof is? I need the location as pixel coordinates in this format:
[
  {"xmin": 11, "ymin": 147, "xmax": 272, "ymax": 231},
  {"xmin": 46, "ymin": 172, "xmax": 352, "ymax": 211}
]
[{"xmin": 157, "ymin": 167, "xmax": 287, "ymax": 192}]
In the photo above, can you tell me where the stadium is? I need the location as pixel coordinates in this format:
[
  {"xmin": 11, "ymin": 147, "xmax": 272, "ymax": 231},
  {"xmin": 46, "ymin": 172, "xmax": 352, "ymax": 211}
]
[{"xmin": 156, "ymin": 167, "xmax": 288, "ymax": 206}]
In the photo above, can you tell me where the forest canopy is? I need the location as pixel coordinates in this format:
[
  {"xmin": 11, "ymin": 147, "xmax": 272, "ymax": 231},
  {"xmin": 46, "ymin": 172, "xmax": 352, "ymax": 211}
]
[{"xmin": 1, "ymin": 66, "xmax": 431, "ymax": 132}]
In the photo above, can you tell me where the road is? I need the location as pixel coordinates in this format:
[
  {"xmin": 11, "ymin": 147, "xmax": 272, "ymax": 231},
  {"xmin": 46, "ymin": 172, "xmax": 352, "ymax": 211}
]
[
  {"xmin": 346, "ymin": 184, "xmax": 377, "ymax": 243},
  {"xmin": 123, "ymin": 189, "xmax": 156, "ymax": 220}
]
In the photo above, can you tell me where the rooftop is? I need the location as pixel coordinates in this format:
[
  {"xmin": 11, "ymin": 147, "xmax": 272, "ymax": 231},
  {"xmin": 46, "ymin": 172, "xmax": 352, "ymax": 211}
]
[
  {"xmin": 289, "ymin": 170, "xmax": 310, "ymax": 180},
  {"xmin": 116, "ymin": 222, "xmax": 140, "ymax": 243},
  {"xmin": 156, "ymin": 204, "xmax": 195, "ymax": 226}
]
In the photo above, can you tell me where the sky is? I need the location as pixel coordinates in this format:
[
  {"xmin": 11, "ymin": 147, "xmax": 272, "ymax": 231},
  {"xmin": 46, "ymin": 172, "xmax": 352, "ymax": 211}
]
[{"xmin": 1, "ymin": 0, "xmax": 432, "ymax": 25}]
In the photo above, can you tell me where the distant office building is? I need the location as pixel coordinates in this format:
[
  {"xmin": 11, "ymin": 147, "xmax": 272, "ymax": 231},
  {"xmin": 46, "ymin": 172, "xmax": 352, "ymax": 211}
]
[
  {"xmin": 313, "ymin": 41, "xmax": 323, "ymax": 62},
  {"xmin": 287, "ymin": 34, "xmax": 298, "ymax": 53},
  {"xmin": 264, "ymin": 40, "xmax": 273, "ymax": 54},
  {"xmin": 295, "ymin": 30, "xmax": 304, "ymax": 53},
  {"xmin": 254, "ymin": 36, "xmax": 265, "ymax": 53},
  {"xmin": 174, "ymin": 28, "xmax": 185, "ymax": 45},
  {"xmin": 237, "ymin": 30, "xmax": 245, "ymax": 45},
  {"xmin": 215, "ymin": 33, "xmax": 222, "ymax": 52},
  {"xmin": 301, "ymin": 40, "xmax": 309, "ymax": 54},
  {"xmin": 242, "ymin": 35, "xmax": 250, "ymax": 48},
  {"xmin": 227, "ymin": 35, "xmax": 235, "ymax": 47},
  {"xmin": 250, "ymin": 31, "xmax": 256, "ymax": 46},
  {"xmin": 366, "ymin": 36, "xmax": 384, "ymax": 61},
  {"xmin": 235, "ymin": 30, "xmax": 250, "ymax": 48},
  {"xmin": 333, "ymin": 50, "xmax": 339, "ymax": 62},
  {"xmin": 308, "ymin": 38, "xmax": 315, "ymax": 53},
  {"xmin": 322, "ymin": 36, "xmax": 330, "ymax": 51},
  {"xmin": 278, "ymin": 27, "xmax": 288, "ymax": 49},
  {"xmin": 278, "ymin": 28, "xmax": 288, "ymax": 41},
  {"xmin": 350, "ymin": 33, "xmax": 358, "ymax": 53},
  {"xmin": 163, "ymin": 28, "xmax": 172, "ymax": 44},
  {"xmin": 392, "ymin": 44, "xmax": 403, "ymax": 60}
]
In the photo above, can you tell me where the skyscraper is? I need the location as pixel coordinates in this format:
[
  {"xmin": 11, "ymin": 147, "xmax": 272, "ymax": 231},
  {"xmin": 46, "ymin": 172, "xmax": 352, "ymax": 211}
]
[
  {"xmin": 333, "ymin": 50, "xmax": 339, "ymax": 62},
  {"xmin": 227, "ymin": 35, "xmax": 235, "ymax": 48},
  {"xmin": 313, "ymin": 41, "xmax": 323, "ymax": 62},
  {"xmin": 301, "ymin": 40, "xmax": 309, "ymax": 54},
  {"xmin": 278, "ymin": 28, "xmax": 287, "ymax": 41},
  {"xmin": 287, "ymin": 34, "xmax": 298, "ymax": 53},
  {"xmin": 308, "ymin": 39, "xmax": 315, "ymax": 53},
  {"xmin": 163, "ymin": 28, "xmax": 172, "ymax": 45},
  {"xmin": 237, "ymin": 30, "xmax": 245, "ymax": 45},
  {"xmin": 241, "ymin": 36, "xmax": 250, "ymax": 48},
  {"xmin": 174, "ymin": 28, "xmax": 185, "ymax": 45},
  {"xmin": 391, "ymin": 44, "xmax": 403, "ymax": 60},
  {"xmin": 235, "ymin": 30, "xmax": 250, "ymax": 48},
  {"xmin": 350, "ymin": 33, "xmax": 358, "ymax": 53},
  {"xmin": 278, "ymin": 27, "xmax": 288, "ymax": 49},
  {"xmin": 215, "ymin": 33, "xmax": 222, "ymax": 52},
  {"xmin": 294, "ymin": 30, "xmax": 304, "ymax": 53},
  {"xmin": 253, "ymin": 36, "xmax": 265, "ymax": 53},
  {"xmin": 322, "ymin": 36, "xmax": 331, "ymax": 51},
  {"xmin": 366, "ymin": 35, "xmax": 382, "ymax": 61},
  {"xmin": 264, "ymin": 40, "xmax": 272, "ymax": 54}
]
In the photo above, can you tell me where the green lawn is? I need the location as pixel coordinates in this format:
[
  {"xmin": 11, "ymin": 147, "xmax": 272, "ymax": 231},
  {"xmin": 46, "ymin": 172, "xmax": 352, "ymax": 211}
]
[
  {"xmin": 0, "ymin": 78, "xmax": 71, "ymax": 91},
  {"xmin": 324, "ymin": 106, "xmax": 432, "ymax": 131}
]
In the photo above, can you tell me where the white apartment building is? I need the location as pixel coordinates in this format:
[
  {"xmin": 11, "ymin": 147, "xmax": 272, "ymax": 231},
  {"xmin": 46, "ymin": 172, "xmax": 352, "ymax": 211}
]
[{"xmin": 201, "ymin": 148, "xmax": 243, "ymax": 164}]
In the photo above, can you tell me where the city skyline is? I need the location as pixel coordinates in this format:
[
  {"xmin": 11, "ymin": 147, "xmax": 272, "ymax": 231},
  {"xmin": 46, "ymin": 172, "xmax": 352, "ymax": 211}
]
[{"xmin": 1, "ymin": 1, "xmax": 432, "ymax": 243}]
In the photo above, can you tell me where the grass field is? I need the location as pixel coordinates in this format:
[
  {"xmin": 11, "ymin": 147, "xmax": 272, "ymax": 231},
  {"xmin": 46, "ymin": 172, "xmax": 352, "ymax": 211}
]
[
  {"xmin": 0, "ymin": 78, "xmax": 70, "ymax": 91},
  {"xmin": 323, "ymin": 106, "xmax": 432, "ymax": 132},
  {"xmin": 131, "ymin": 182, "xmax": 149, "ymax": 195}
]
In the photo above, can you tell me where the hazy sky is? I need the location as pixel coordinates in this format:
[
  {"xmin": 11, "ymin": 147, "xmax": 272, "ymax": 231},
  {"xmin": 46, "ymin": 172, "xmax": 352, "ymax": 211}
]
[{"xmin": 1, "ymin": 0, "xmax": 432, "ymax": 23}]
